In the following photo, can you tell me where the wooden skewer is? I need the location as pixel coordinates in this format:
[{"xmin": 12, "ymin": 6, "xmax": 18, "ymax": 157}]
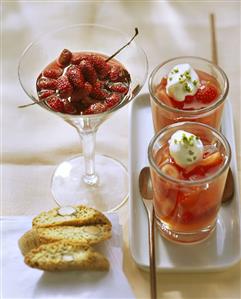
[
  {"xmin": 210, "ymin": 13, "xmax": 218, "ymax": 65},
  {"xmin": 210, "ymin": 13, "xmax": 234, "ymax": 203}
]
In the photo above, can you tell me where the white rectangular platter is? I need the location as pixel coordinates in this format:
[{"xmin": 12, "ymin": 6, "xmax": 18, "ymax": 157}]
[{"xmin": 128, "ymin": 93, "xmax": 241, "ymax": 272}]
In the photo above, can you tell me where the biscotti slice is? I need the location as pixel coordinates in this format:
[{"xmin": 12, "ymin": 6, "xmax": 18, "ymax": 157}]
[
  {"xmin": 24, "ymin": 240, "xmax": 109, "ymax": 271},
  {"xmin": 32, "ymin": 205, "xmax": 111, "ymax": 228},
  {"xmin": 38, "ymin": 224, "xmax": 112, "ymax": 245},
  {"xmin": 18, "ymin": 229, "xmax": 41, "ymax": 256}
]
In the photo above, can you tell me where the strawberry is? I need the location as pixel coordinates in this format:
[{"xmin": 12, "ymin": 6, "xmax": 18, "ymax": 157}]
[
  {"xmin": 66, "ymin": 65, "xmax": 85, "ymax": 88},
  {"xmin": 107, "ymin": 82, "xmax": 129, "ymax": 94},
  {"xmin": 43, "ymin": 66, "xmax": 63, "ymax": 79},
  {"xmin": 38, "ymin": 89, "xmax": 55, "ymax": 99},
  {"xmin": 72, "ymin": 53, "xmax": 92, "ymax": 64},
  {"xmin": 90, "ymin": 81, "xmax": 109, "ymax": 100},
  {"xmin": 62, "ymin": 99, "xmax": 77, "ymax": 114},
  {"xmin": 58, "ymin": 49, "xmax": 72, "ymax": 67},
  {"xmin": 84, "ymin": 102, "xmax": 107, "ymax": 114},
  {"xmin": 56, "ymin": 76, "xmax": 73, "ymax": 98},
  {"xmin": 109, "ymin": 66, "xmax": 130, "ymax": 82},
  {"xmin": 196, "ymin": 83, "xmax": 219, "ymax": 103},
  {"xmin": 105, "ymin": 93, "xmax": 121, "ymax": 109},
  {"xmin": 37, "ymin": 77, "xmax": 57, "ymax": 90},
  {"xmin": 83, "ymin": 82, "xmax": 93, "ymax": 95},
  {"xmin": 46, "ymin": 96, "xmax": 64, "ymax": 112},
  {"xmin": 79, "ymin": 60, "xmax": 97, "ymax": 84},
  {"xmin": 91, "ymin": 55, "xmax": 111, "ymax": 79}
]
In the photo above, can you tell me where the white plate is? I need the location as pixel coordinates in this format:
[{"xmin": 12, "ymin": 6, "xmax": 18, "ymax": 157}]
[{"xmin": 128, "ymin": 93, "xmax": 241, "ymax": 272}]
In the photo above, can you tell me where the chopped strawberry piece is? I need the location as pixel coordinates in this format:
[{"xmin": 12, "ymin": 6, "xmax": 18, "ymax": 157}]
[
  {"xmin": 181, "ymin": 211, "xmax": 194, "ymax": 224},
  {"xmin": 46, "ymin": 96, "xmax": 64, "ymax": 112},
  {"xmin": 160, "ymin": 77, "xmax": 167, "ymax": 89},
  {"xmin": 66, "ymin": 65, "xmax": 85, "ymax": 88},
  {"xmin": 56, "ymin": 76, "xmax": 73, "ymax": 98},
  {"xmin": 161, "ymin": 164, "xmax": 180, "ymax": 179},
  {"xmin": 43, "ymin": 66, "xmax": 63, "ymax": 79},
  {"xmin": 79, "ymin": 60, "xmax": 97, "ymax": 84},
  {"xmin": 184, "ymin": 95, "xmax": 194, "ymax": 103},
  {"xmin": 38, "ymin": 89, "xmax": 55, "ymax": 99},
  {"xmin": 58, "ymin": 49, "xmax": 72, "ymax": 67},
  {"xmin": 105, "ymin": 93, "xmax": 121, "ymax": 109},
  {"xmin": 196, "ymin": 83, "xmax": 219, "ymax": 103},
  {"xmin": 37, "ymin": 77, "xmax": 57, "ymax": 90}
]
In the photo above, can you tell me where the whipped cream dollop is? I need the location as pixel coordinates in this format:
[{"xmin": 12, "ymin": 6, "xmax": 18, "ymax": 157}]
[
  {"xmin": 168, "ymin": 130, "xmax": 204, "ymax": 168},
  {"xmin": 166, "ymin": 64, "xmax": 200, "ymax": 102}
]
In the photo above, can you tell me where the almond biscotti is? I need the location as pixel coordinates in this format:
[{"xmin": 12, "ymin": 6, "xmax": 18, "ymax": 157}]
[
  {"xmin": 32, "ymin": 205, "xmax": 111, "ymax": 228},
  {"xmin": 18, "ymin": 229, "xmax": 41, "ymax": 256},
  {"xmin": 24, "ymin": 240, "xmax": 109, "ymax": 271},
  {"xmin": 19, "ymin": 224, "xmax": 112, "ymax": 255}
]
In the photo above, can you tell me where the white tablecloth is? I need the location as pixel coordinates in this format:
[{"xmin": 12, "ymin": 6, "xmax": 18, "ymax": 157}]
[{"xmin": 2, "ymin": 1, "xmax": 240, "ymax": 298}]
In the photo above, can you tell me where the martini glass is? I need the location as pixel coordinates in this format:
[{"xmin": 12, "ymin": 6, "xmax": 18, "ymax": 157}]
[{"xmin": 18, "ymin": 24, "xmax": 148, "ymax": 212}]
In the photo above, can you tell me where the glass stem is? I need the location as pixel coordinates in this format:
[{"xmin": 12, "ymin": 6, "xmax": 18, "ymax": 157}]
[{"xmin": 79, "ymin": 129, "xmax": 99, "ymax": 186}]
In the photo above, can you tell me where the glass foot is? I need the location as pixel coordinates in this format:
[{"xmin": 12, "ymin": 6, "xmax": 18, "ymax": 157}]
[{"xmin": 51, "ymin": 154, "xmax": 128, "ymax": 212}]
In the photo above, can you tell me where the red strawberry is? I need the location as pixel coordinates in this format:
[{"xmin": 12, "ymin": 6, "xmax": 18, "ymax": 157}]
[
  {"xmin": 66, "ymin": 65, "xmax": 85, "ymax": 88},
  {"xmin": 43, "ymin": 66, "xmax": 63, "ymax": 79},
  {"xmin": 83, "ymin": 82, "xmax": 93, "ymax": 95},
  {"xmin": 56, "ymin": 76, "xmax": 73, "ymax": 98},
  {"xmin": 79, "ymin": 60, "xmax": 97, "ymax": 84},
  {"xmin": 85, "ymin": 102, "xmax": 107, "ymax": 114},
  {"xmin": 90, "ymin": 81, "xmax": 109, "ymax": 100},
  {"xmin": 58, "ymin": 49, "xmax": 72, "ymax": 67},
  {"xmin": 81, "ymin": 96, "xmax": 97, "ymax": 106},
  {"xmin": 184, "ymin": 95, "xmax": 194, "ymax": 103},
  {"xmin": 107, "ymin": 82, "xmax": 129, "ymax": 94},
  {"xmin": 109, "ymin": 66, "xmax": 130, "ymax": 83},
  {"xmin": 38, "ymin": 89, "xmax": 55, "ymax": 99},
  {"xmin": 46, "ymin": 96, "xmax": 64, "ymax": 112},
  {"xmin": 62, "ymin": 99, "xmax": 77, "ymax": 114},
  {"xmin": 71, "ymin": 53, "xmax": 92, "ymax": 65},
  {"xmin": 37, "ymin": 77, "xmax": 57, "ymax": 90},
  {"xmin": 105, "ymin": 93, "xmax": 121, "ymax": 109},
  {"xmin": 196, "ymin": 83, "xmax": 219, "ymax": 103},
  {"xmin": 91, "ymin": 55, "xmax": 111, "ymax": 79}
]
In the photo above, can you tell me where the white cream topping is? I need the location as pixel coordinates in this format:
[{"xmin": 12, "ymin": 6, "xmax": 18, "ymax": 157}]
[
  {"xmin": 58, "ymin": 206, "xmax": 76, "ymax": 216},
  {"xmin": 168, "ymin": 130, "xmax": 204, "ymax": 168},
  {"xmin": 166, "ymin": 64, "xmax": 200, "ymax": 102}
]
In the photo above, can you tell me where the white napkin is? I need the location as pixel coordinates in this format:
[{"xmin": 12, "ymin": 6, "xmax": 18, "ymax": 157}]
[{"xmin": 1, "ymin": 214, "xmax": 134, "ymax": 299}]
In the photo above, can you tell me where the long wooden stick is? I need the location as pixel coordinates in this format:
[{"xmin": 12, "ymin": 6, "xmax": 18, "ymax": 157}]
[{"xmin": 210, "ymin": 13, "xmax": 218, "ymax": 64}]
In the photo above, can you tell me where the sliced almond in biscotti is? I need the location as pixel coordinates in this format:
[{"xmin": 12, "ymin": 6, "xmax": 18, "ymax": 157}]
[
  {"xmin": 37, "ymin": 224, "xmax": 112, "ymax": 245},
  {"xmin": 24, "ymin": 240, "xmax": 109, "ymax": 271},
  {"xmin": 32, "ymin": 205, "xmax": 111, "ymax": 228}
]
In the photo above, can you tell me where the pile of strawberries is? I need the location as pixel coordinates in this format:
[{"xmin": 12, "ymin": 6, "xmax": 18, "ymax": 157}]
[{"xmin": 36, "ymin": 49, "xmax": 131, "ymax": 114}]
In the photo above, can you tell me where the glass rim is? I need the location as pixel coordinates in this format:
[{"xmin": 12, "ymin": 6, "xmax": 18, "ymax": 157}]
[
  {"xmin": 148, "ymin": 56, "xmax": 229, "ymax": 115},
  {"xmin": 148, "ymin": 121, "xmax": 231, "ymax": 186},
  {"xmin": 18, "ymin": 23, "xmax": 148, "ymax": 119}
]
